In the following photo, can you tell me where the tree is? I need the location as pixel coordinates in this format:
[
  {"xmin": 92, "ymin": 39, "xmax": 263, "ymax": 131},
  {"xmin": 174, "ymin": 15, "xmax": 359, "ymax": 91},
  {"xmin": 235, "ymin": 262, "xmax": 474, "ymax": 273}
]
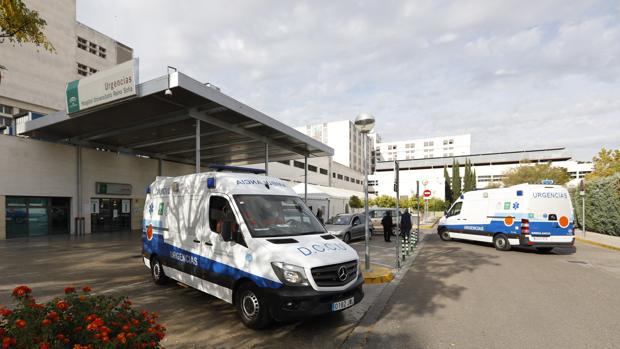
[
  {"xmin": 443, "ymin": 166, "xmax": 453, "ymax": 204},
  {"xmin": 373, "ymin": 195, "xmax": 396, "ymax": 208},
  {"xmin": 463, "ymin": 159, "xmax": 477, "ymax": 192},
  {"xmin": 451, "ymin": 159, "xmax": 462, "ymax": 199},
  {"xmin": 585, "ymin": 148, "xmax": 620, "ymax": 180},
  {"xmin": 1, "ymin": 0, "xmax": 54, "ymax": 83},
  {"xmin": 502, "ymin": 163, "xmax": 570, "ymax": 186},
  {"xmin": 348, "ymin": 195, "xmax": 363, "ymax": 209}
]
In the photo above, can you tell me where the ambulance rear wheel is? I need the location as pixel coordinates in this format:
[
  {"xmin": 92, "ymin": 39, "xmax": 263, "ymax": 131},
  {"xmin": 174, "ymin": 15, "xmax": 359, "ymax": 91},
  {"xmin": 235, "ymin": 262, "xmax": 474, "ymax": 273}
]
[
  {"xmin": 236, "ymin": 282, "xmax": 272, "ymax": 329},
  {"xmin": 493, "ymin": 234, "xmax": 511, "ymax": 251},
  {"xmin": 439, "ymin": 230, "xmax": 451, "ymax": 241},
  {"xmin": 151, "ymin": 256, "xmax": 168, "ymax": 285}
]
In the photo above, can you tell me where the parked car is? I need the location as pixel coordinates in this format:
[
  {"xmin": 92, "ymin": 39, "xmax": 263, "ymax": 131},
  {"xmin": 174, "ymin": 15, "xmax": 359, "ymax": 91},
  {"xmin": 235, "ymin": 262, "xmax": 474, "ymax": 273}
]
[
  {"xmin": 325, "ymin": 213, "xmax": 373, "ymax": 243},
  {"xmin": 368, "ymin": 208, "xmax": 398, "ymax": 233}
]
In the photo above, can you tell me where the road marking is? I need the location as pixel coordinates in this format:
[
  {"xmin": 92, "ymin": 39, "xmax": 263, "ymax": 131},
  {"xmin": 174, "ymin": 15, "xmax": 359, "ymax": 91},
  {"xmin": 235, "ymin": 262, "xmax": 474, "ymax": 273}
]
[{"xmin": 98, "ymin": 280, "xmax": 150, "ymax": 294}]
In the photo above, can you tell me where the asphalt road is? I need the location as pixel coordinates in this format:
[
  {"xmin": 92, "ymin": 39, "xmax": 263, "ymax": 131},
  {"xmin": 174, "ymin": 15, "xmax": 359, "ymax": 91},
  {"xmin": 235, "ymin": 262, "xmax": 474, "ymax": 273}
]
[{"xmin": 363, "ymin": 232, "xmax": 620, "ymax": 349}]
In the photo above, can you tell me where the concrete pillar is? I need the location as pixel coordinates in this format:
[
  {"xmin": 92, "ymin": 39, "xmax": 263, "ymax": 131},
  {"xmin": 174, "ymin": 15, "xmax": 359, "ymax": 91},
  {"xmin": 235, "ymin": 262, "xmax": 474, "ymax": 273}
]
[{"xmin": 0, "ymin": 195, "xmax": 5, "ymax": 240}]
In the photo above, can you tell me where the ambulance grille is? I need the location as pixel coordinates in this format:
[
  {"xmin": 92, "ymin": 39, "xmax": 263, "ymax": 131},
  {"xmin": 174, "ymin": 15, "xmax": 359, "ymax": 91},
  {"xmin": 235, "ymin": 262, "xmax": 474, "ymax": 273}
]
[{"xmin": 311, "ymin": 260, "xmax": 357, "ymax": 287}]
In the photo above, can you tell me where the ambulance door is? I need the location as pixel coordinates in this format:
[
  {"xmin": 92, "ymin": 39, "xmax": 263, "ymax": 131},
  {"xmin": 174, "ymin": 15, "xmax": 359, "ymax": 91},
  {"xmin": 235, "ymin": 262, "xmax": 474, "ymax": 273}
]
[{"xmin": 204, "ymin": 194, "xmax": 248, "ymax": 303}]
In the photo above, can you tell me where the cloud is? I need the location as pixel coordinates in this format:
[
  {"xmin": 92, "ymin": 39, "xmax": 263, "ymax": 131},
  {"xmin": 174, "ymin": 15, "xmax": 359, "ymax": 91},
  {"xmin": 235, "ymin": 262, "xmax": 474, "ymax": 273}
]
[{"xmin": 76, "ymin": 0, "xmax": 620, "ymax": 161}]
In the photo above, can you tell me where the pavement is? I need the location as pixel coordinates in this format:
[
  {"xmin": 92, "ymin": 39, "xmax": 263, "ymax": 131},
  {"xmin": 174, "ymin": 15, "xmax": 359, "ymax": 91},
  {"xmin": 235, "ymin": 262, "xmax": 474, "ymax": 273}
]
[
  {"xmin": 0, "ymin": 231, "xmax": 421, "ymax": 349},
  {"xmin": 360, "ymin": 231, "xmax": 620, "ymax": 349},
  {"xmin": 575, "ymin": 230, "xmax": 620, "ymax": 251}
]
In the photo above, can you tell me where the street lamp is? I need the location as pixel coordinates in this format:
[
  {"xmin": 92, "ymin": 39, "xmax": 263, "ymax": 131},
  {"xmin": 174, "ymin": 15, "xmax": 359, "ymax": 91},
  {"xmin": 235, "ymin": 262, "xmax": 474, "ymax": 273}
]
[{"xmin": 355, "ymin": 112, "xmax": 375, "ymax": 271}]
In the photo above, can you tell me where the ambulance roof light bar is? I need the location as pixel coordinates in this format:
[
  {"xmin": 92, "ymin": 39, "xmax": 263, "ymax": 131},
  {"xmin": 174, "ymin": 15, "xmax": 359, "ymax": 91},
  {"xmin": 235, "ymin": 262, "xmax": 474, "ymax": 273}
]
[{"xmin": 208, "ymin": 164, "xmax": 266, "ymax": 174}]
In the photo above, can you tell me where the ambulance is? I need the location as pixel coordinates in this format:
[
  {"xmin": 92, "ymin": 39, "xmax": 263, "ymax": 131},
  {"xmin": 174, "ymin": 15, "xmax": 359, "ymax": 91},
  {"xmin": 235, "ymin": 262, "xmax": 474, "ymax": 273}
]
[
  {"xmin": 437, "ymin": 183, "xmax": 575, "ymax": 252},
  {"xmin": 141, "ymin": 166, "xmax": 364, "ymax": 329}
]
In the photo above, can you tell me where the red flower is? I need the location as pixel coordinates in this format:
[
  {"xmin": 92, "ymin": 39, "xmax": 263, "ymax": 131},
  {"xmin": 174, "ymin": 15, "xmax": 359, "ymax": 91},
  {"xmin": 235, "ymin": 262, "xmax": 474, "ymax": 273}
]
[
  {"xmin": 82, "ymin": 286, "xmax": 92, "ymax": 293},
  {"xmin": 0, "ymin": 308, "xmax": 12, "ymax": 317},
  {"xmin": 11, "ymin": 285, "xmax": 31, "ymax": 298},
  {"xmin": 56, "ymin": 300, "xmax": 69, "ymax": 311},
  {"xmin": 39, "ymin": 342, "xmax": 50, "ymax": 349},
  {"xmin": 55, "ymin": 334, "xmax": 65, "ymax": 341},
  {"xmin": 0, "ymin": 328, "xmax": 5, "ymax": 336},
  {"xmin": 64, "ymin": 287, "xmax": 76, "ymax": 294},
  {"xmin": 41, "ymin": 319, "xmax": 51, "ymax": 326},
  {"xmin": 15, "ymin": 319, "xmax": 26, "ymax": 328}
]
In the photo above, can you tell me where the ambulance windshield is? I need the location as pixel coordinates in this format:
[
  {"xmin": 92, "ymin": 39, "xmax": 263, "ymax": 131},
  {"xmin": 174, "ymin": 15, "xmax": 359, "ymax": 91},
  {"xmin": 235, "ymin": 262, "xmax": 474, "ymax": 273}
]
[{"xmin": 234, "ymin": 195, "xmax": 326, "ymax": 237}]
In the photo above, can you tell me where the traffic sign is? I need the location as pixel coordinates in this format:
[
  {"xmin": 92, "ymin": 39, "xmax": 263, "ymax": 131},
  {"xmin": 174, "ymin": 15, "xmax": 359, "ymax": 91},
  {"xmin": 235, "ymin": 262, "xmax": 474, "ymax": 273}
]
[{"xmin": 423, "ymin": 189, "xmax": 431, "ymax": 197}]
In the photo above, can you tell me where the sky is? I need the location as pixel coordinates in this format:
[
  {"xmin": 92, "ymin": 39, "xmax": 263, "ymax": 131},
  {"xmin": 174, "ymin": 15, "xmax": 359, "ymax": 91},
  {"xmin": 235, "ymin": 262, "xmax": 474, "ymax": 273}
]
[{"xmin": 77, "ymin": 0, "xmax": 620, "ymax": 161}]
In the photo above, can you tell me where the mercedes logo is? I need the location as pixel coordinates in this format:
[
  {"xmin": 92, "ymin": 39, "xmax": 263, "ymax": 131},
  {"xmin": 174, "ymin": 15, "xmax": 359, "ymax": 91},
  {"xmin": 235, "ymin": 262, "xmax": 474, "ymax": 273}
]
[{"xmin": 337, "ymin": 266, "xmax": 348, "ymax": 282}]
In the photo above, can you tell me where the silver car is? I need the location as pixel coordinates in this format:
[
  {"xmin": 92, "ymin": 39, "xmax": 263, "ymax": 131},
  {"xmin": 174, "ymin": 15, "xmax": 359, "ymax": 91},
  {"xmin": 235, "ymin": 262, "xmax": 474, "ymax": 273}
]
[{"xmin": 325, "ymin": 213, "xmax": 373, "ymax": 243}]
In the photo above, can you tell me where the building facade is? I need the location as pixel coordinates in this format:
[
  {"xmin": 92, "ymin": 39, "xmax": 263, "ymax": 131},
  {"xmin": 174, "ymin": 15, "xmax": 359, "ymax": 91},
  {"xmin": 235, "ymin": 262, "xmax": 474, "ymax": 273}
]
[
  {"xmin": 0, "ymin": 0, "xmax": 133, "ymax": 133},
  {"xmin": 295, "ymin": 120, "xmax": 370, "ymax": 173},
  {"xmin": 370, "ymin": 148, "xmax": 593, "ymax": 200},
  {"xmin": 375, "ymin": 134, "xmax": 471, "ymax": 162}
]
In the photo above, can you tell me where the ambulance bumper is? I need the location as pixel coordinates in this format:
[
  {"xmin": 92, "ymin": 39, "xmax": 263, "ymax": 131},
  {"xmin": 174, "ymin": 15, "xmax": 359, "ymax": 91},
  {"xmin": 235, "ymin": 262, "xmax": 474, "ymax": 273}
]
[
  {"xmin": 263, "ymin": 274, "xmax": 364, "ymax": 321},
  {"xmin": 519, "ymin": 235, "xmax": 575, "ymax": 247}
]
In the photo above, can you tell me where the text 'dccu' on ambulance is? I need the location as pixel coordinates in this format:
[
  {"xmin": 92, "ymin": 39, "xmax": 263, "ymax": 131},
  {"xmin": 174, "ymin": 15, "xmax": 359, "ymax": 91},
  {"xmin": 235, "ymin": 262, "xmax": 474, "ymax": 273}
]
[
  {"xmin": 437, "ymin": 183, "xmax": 575, "ymax": 252},
  {"xmin": 141, "ymin": 166, "xmax": 364, "ymax": 329}
]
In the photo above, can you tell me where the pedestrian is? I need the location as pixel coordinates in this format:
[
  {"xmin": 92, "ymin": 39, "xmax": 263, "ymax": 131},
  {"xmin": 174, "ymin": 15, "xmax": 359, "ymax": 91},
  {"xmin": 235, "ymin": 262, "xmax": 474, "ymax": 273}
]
[
  {"xmin": 381, "ymin": 211, "xmax": 394, "ymax": 242},
  {"xmin": 400, "ymin": 208, "xmax": 412, "ymax": 238},
  {"xmin": 316, "ymin": 208, "xmax": 324, "ymax": 225}
]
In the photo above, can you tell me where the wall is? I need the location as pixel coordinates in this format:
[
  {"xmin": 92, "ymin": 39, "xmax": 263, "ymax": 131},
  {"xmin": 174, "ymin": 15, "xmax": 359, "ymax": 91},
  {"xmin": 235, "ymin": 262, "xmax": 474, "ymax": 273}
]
[
  {"xmin": 0, "ymin": 196, "xmax": 5, "ymax": 239},
  {"xmin": 0, "ymin": 135, "xmax": 199, "ymax": 239}
]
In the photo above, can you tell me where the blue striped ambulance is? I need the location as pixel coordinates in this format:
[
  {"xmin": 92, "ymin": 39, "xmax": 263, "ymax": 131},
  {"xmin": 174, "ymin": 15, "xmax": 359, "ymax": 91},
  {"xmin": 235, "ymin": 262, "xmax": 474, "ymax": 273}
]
[
  {"xmin": 437, "ymin": 183, "xmax": 575, "ymax": 252},
  {"xmin": 142, "ymin": 167, "xmax": 363, "ymax": 329}
]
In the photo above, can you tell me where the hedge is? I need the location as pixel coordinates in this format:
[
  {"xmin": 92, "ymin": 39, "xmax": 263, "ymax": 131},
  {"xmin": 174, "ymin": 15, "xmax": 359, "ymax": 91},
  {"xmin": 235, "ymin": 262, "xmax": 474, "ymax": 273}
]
[{"xmin": 569, "ymin": 173, "xmax": 620, "ymax": 236}]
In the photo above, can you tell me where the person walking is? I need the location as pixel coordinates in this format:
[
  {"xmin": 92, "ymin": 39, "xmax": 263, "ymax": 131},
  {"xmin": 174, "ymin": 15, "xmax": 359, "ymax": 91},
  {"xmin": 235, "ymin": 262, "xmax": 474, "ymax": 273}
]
[
  {"xmin": 381, "ymin": 211, "xmax": 394, "ymax": 242},
  {"xmin": 400, "ymin": 208, "xmax": 412, "ymax": 239},
  {"xmin": 316, "ymin": 208, "xmax": 324, "ymax": 225}
]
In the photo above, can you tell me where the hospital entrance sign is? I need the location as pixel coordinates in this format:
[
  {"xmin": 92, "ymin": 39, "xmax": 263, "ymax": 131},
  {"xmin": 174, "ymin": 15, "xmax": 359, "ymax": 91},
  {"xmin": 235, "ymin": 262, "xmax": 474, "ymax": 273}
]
[{"xmin": 66, "ymin": 58, "xmax": 138, "ymax": 114}]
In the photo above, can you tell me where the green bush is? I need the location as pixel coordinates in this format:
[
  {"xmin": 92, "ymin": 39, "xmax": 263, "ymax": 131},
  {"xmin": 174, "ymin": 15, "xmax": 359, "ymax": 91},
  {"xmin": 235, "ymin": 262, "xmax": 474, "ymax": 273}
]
[{"xmin": 570, "ymin": 173, "xmax": 620, "ymax": 236}]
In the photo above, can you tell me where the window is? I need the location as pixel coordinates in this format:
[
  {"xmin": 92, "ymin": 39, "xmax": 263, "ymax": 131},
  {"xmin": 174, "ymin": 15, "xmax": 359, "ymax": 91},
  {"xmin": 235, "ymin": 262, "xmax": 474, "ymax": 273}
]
[
  {"xmin": 208, "ymin": 196, "xmax": 239, "ymax": 234},
  {"xmin": 77, "ymin": 63, "xmax": 88, "ymax": 76},
  {"xmin": 447, "ymin": 202, "xmax": 462, "ymax": 217},
  {"xmin": 449, "ymin": 139, "xmax": 454, "ymax": 145},
  {"xmin": 98, "ymin": 46, "xmax": 106, "ymax": 59},
  {"xmin": 337, "ymin": 174, "xmax": 343, "ymax": 180},
  {"xmin": 89, "ymin": 67, "xmax": 98, "ymax": 74},
  {"xmin": 234, "ymin": 195, "xmax": 324, "ymax": 237},
  {"xmin": 278, "ymin": 160, "xmax": 290, "ymax": 165},
  {"xmin": 388, "ymin": 145, "xmax": 397, "ymax": 150},
  {"xmin": 332, "ymin": 173, "xmax": 336, "ymax": 178},
  {"xmin": 320, "ymin": 168, "xmax": 328, "ymax": 175},
  {"xmin": 77, "ymin": 37, "xmax": 87, "ymax": 50},
  {"xmin": 443, "ymin": 140, "xmax": 448, "ymax": 145},
  {"xmin": 0, "ymin": 104, "xmax": 14, "ymax": 115},
  {"xmin": 293, "ymin": 161, "xmax": 305, "ymax": 169}
]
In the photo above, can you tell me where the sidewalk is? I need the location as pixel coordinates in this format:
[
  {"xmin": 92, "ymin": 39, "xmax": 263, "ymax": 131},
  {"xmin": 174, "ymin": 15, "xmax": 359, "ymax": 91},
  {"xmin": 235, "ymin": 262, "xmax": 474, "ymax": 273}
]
[{"xmin": 575, "ymin": 230, "xmax": 620, "ymax": 251}]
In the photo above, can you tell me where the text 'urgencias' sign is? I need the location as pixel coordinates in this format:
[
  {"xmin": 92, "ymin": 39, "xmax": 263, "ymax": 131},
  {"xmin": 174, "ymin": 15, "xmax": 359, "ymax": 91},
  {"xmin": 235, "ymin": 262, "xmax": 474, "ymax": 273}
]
[{"xmin": 66, "ymin": 59, "xmax": 138, "ymax": 114}]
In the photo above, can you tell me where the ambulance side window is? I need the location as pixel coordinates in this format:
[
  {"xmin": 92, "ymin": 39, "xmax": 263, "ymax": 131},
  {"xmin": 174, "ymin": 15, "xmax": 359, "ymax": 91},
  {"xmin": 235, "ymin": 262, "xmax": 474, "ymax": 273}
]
[
  {"xmin": 448, "ymin": 202, "xmax": 462, "ymax": 217},
  {"xmin": 208, "ymin": 196, "xmax": 239, "ymax": 235}
]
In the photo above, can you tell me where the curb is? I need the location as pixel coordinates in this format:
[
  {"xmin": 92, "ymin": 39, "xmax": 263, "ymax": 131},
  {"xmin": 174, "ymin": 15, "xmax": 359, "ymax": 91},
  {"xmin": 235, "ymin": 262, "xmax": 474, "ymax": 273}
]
[
  {"xmin": 575, "ymin": 236, "xmax": 620, "ymax": 252},
  {"xmin": 362, "ymin": 266, "xmax": 394, "ymax": 284},
  {"xmin": 340, "ymin": 234, "xmax": 427, "ymax": 349}
]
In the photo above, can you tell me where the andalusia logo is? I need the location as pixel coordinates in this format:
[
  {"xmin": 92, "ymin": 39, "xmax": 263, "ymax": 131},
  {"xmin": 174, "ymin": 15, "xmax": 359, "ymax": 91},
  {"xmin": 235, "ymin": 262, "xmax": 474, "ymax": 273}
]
[{"xmin": 147, "ymin": 224, "xmax": 154, "ymax": 241}]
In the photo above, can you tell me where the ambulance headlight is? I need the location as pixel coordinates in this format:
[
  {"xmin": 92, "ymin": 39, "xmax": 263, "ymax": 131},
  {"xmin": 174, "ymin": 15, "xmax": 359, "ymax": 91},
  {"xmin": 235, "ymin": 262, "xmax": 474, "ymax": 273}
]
[{"xmin": 271, "ymin": 262, "xmax": 309, "ymax": 286}]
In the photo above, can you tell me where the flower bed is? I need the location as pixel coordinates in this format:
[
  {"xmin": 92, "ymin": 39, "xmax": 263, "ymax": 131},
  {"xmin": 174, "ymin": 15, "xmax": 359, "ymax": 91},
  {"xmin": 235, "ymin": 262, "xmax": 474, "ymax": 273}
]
[{"xmin": 0, "ymin": 285, "xmax": 166, "ymax": 348}]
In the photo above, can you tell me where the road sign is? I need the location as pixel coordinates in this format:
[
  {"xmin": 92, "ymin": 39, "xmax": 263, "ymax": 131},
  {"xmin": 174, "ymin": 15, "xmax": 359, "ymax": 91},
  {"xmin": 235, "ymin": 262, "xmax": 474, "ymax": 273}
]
[
  {"xmin": 423, "ymin": 189, "xmax": 431, "ymax": 197},
  {"xmin": 422, "ymin": 179, "xmax": 429, "ymax": 186}
]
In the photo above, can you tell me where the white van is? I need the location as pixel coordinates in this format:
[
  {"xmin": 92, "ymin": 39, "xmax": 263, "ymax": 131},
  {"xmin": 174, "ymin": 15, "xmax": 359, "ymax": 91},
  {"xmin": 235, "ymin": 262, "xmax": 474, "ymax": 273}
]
[
  {"xmin": 437, "ymin": 184, "xmax": 575, "ymax": 252},
  {"xmin": 142, "ymin": 168, "xmax": 363, "ymax": 329}
]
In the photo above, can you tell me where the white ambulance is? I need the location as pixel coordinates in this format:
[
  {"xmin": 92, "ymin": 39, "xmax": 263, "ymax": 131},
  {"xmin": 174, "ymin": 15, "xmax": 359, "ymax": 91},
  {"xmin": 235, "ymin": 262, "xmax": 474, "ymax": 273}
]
[
  {"xmin": 437, "ymin": 183, "xmax": 575, "ymax": 252},
  {"xmin": 141, "ymin": 166, "xmax": 363, "ymax": 329}
]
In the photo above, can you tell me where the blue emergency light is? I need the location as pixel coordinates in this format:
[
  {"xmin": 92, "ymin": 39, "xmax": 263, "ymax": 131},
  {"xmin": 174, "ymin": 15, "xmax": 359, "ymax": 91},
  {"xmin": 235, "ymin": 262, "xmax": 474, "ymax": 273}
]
[
  {"xmin": 542, "ymin": 179, "xmax": 554, "ymax": 185},
  {"xmin": 207, "ymin": 177, "xmax": 216, "ymax": 188}
]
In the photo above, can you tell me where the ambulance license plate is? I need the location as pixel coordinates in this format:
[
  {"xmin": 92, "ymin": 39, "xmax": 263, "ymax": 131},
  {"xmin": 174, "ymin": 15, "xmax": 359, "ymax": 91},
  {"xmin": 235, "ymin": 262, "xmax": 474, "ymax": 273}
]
[
  {"xmin": 332, "ymin": 297, "xmax": 355, "ymax": 311},
  {"xmin": 533, "ymin": 236, "xmax": 550, "ymax": 242}
]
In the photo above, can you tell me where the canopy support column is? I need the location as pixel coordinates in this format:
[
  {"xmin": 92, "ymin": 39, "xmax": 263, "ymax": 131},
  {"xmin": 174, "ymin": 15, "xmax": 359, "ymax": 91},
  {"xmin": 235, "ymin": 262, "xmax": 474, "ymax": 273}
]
[
  {"xmin": 195, "ymin": 120, "xmax": 201, "ymax": 173},
  {"xmin": 304, "ymin": 156, "xmax": 308, "ymax": 204},
  {"xmin": 265, "ymin": 144, "xmax": 269, "ymax": 176}
]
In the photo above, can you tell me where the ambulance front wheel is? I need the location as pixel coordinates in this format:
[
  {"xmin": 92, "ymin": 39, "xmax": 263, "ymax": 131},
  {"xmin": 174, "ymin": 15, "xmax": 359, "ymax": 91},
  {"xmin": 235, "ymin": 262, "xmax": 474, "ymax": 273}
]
[
  {"xmin": 235, "ymin": 282, "xmax": 272, "ymax": 330},
  {"xmin": 150, "ymin": 256, "xmax": 168, "ymax": 285},
  {"xmin": 493, "ymin": 234, "xmax": 511, "ymax": 251}
]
